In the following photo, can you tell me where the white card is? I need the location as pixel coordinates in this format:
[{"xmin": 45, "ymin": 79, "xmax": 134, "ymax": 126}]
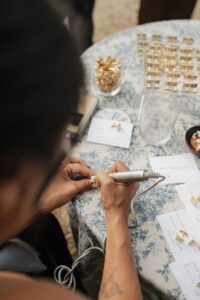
[
  {"xmin": 149, "ymin": 153, "xmax": 199, "ymax": 185},
  {"xmin": 175, "ymin": 184, "xmax": 200, "ymax": 224},
  {"xmin": 170, "ymin": 259, "xmax": 200, "ymax": 300},
  {"xmin": 87, "ymin": 118, "xmax": 133, "ymax": 149},
  {"xmin": 157, "ymin": 209, "xmax": 200, "ymax": 262}
]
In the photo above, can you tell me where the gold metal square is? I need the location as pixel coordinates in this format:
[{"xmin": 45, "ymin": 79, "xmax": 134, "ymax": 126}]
[
  {"xmin": 180, "ymin": 48, "xmax": 193, "ymax": 54},
  {"xmin": 146, "ymin": 79, "xmax": 160, "ymax": 89},
  {"xmin": 146, "ymin": 70, "xmax": 161, "ymax": 78},
  {"xmin": 152, "ymin": 34, "xmax": 162, "ymax": 42},
  {"xmin": 167, "ymin": 36, "xmax": 178, "ymax": 43},
  {"xmin": 137, "ymin": 33, "xmax": 147, "ymax": 41},
  {"xmin": 149, "ymin": 44, "xmax": 163, "ymax": 52},
  {"xmin": 165, "ymin": 80, "xmax": 179, "ymax": 92},
  {"xmin": 175, "ymin": 235, "xmax": 185, "ymax": 243},
  {"xmin": 165, "ymin": 45, "xmax": 179, "ymax": 53},
  {"xmin": 167, "ymin": 71, "xmax": 181, "ymax": 80},
  {"xmin": 183, "ymin": 36, "xmax": 193, "ymax": 45},
  {"xmin": 179, "ymin": 62, "xmax": 194, "ymax": 71},
  {"xmin": 182, "ymin": 82, "xmax": 198, "ymax": 93},
  {"xmin": 138, "ymin": 41, "xmax": 148, "ymax": 48},
  {"xmin": 180, "ymin": 55, "xmax": 193, "ymax": 62},
  {"xmin": 184, "ymin": 73, "xmax": 197, "ymax": 81}
]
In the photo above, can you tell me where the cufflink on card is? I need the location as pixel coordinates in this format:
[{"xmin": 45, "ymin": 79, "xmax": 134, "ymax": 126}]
[
  {"xmin": 183, "ymin": 36, "xmax": 193, "ymax": 45},
  {"xmin": 181, "ymin": 48, "xmax": 193, "ymax": 54},
  {"xmin": 152, "ymin": 34, "xmax": 162, "ymax": 42},
  {"xmin": 175, "ymin": 229, "xmax": 200, "ymax": 250},
  {"xmin": 137, "ymin": 33, "xmax": 147, "ymax": 41},
  {"xmin": 182, "ymin": 82, "xmax": 198, "ymax": 93},
  {"xmin": 180, "ymin": 55, "xmax": 193, "ymax": 62},
  {"xmin": 189, "ymin": 239, "xmax": 200, "ymax": 250},
  {"xmin": 184, "ymin": 73, "xmax": 197, "ymax": 81},
  {"xmin": 175, "ymin": 229, "xmax": 189, "ymax": 244},
  {"xmin": 191, "ymin": 196, "xmax": 200, "ymax": 207},
  {"xmin": 167, "ymin": 35, "xmax": 178, "ymax": 43},
  {"xmin": 167, "ymin": 71, "xmax": 181, "ymax": 80},
  {"xmin": 165, "ymin": 45, "xmax": 179, "ymax": 53},
  {"xmin": 165, "ymin": 80, "xmax": 179, "ymax": 92},
  {"xmin": 146, "ymin": 79, "xmax": 160, "ymax": 89},
  {"xmin": 111, "ymin": 122, "xmax": 121, "ymax": 131}
]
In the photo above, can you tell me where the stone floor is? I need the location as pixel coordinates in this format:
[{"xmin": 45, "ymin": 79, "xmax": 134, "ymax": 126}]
[{"xmin": 93, "ymin": 0, "xmax": 140, "ymax": 42}]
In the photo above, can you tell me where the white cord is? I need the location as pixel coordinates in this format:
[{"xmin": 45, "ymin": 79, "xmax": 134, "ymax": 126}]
[
  {"xmin": 54, "ymin": 176, "xmax": 165, "ymax": 289},
  {"xmin": 130, "ymin": 176, "xmax": 166, "ymax": 227},
  {"xmin": 54, "ymin": 239, "xmax": 104, "ymax": 291}
]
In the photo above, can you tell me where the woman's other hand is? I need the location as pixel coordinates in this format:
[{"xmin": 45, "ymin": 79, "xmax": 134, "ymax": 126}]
[{"xmin": 38, "ymin": 156, "xmax": 95, "ymax": 214}]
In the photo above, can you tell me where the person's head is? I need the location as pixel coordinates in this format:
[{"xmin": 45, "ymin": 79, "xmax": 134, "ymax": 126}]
[{"xmin": 0, "ymin": 0, "xmax": 83, "ymax": 243}]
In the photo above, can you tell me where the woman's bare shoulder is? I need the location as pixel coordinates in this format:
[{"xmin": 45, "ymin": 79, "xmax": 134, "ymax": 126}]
[{"xmin": 0, "ymin": 272, "xmax": 88, "ymax": 300}]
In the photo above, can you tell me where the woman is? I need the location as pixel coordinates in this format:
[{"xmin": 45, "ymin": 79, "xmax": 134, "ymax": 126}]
[{"xmin": 0, "ymin": 1, "xmax": 142, "ymax": 300}]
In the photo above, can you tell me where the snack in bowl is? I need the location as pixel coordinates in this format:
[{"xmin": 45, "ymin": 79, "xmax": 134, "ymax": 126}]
[
  {"xmin": 185, "ymin": 126, "xmax": 200, "ymax": 158},
  {"xmin": 190, "ymin": 130, "xmax": 200, "ymax": 153}
]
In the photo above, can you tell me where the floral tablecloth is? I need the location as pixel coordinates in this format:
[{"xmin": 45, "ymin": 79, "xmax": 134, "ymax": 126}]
[{"xmin": 69, "ymin": 20, "xmax": 200, "ymax": 299}]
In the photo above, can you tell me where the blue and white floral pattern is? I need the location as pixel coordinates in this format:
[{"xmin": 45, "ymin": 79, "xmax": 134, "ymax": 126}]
[{"xmin": 69, "ymin": 21, "xmax": 200, "ymax": 299}]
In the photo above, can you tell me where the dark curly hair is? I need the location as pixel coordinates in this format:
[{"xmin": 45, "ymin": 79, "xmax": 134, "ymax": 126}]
[{"xmin": 0, "ymin": 0, "xmax": 83, "ymax": 179}]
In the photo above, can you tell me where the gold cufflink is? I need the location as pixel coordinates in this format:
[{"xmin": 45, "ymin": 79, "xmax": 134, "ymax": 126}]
[
  {"xmin": 146, "ymin": 70, "xmax": 161, "ymax": 78},
  {"xmin": 111, "ymin": 122, "xmax": 121, "ymax": 131},
  {"xmin": 183, "ymin": 36, "xmax": 193, "ymax": 45},
  {"xmin": 137, "ymin": 48, "xmax": 144, "ymax": 60},
  {"xmin": 138, "ymin": 49, "xmax": 143, "ymax": 56},
  {"xmin": 164, "ymin": 62, "xmax": 177, "ymax": 72},
  {"xmin": 175, "ymin": 230, "xmax": 200, "ymax": 250},
  {"xmin": 90, "ymin": 176, "xmax": 96, "ymax": 184},
  {"xmin": 165, "ymin": 45, "xmax": 179, "ymax": 53},
  {"xmin": 180, "ymin": 48, "xmax": 193, "ymax": 54},
  {"xmin": 167, "ymin": 36, "xmax": 178, "ymax": 43},
  {"xmin": 182, "ymin": 82, "xmax": 198, "ymax": 93},
  {"xmin": 146, "ymin": 62, "xmax": 161, "ymax": 69},
  {"xmin": 152, "ymin": 34, "xmax": 162, "ymax": 42},
  {"xmin": 149, "ymin": 44, "xmax": 163, "ymax": 51},
  {"xmin": 175, "ymin": 229, "xmax": 189, "ymax": 244},
  {"xmin": 165, "ymin": 80, "xmax": 179, "ymax": 92},
  {"xmin": 180, "ymin": 55, "xmax": 193, "ymax": 62},
  {"xmin": 167, "ymin": 71, "xmax": 181, "ymax": 80},
  {"xmin": 137, "ymin": 33, "xmax": 147, "ymax": 41},
  {"xmin": 189, "ymin": 239, "xmax": 200, "ymax": 250},
  {"xmin": 164, "ymin": 53, "xmax": 178, "ymax": 61},
  {"xmin": 146, "ymin": 79, "xmax": 160, "ymax": 88},
  {"xmin": 146, "ymin": 53, "xmax": 161, "ymax": 60},
  {"xmin": 191, "ymin": 196, "xmax": 200, "ymax": 206},
  {"xmin": 180, "ymin": 62, "xmax": 194, "ymax": 71},
  {"xmin": 146, "ymin": 58, "xmax": 161, "ymax": 65},
  {"xmin": 138, "ymin": 41, "xmax": 149, "ymax": 48},
  {"xmin": 184, "ymin": 73, "xmax": 197, "ymax": 81}
]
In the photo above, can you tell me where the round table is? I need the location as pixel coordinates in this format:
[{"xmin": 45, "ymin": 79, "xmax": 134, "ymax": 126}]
[{"xmin": 69, "ymin": 20, "xmax": 200, "ymax": 299}]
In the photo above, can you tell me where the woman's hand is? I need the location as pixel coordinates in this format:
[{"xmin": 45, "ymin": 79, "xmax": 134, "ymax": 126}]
[
  {"xmin": 96, "ymin": 160, "xmax": 139, "ymax": 220},
  {"xmin": 38, "ymin": 156, "xmax": 95, "ymax": 214}
]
